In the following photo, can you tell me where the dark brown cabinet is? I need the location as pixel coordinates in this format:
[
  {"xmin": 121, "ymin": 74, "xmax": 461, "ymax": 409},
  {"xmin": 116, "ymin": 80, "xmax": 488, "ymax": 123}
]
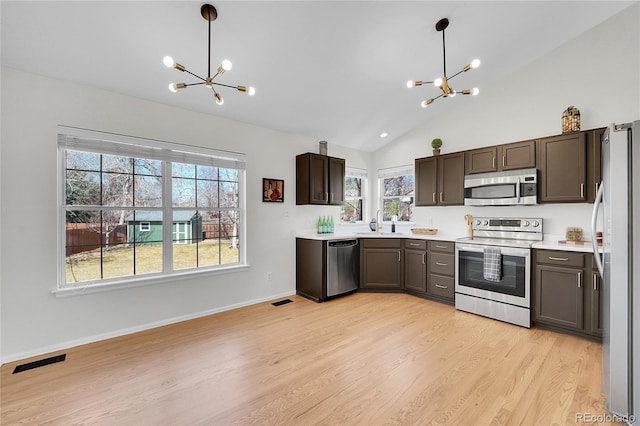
[
  {"xmin": 586, "ymin": 127, "xmax": 605, "ymax": 203},
  {"xmin": 538, "ymin": 132, "xmax": 587, "ymax": 202},
  {"xmin": 427, "ymin": 241, "xmax": 455, "ymax": 303},
  {"xmin": 296, "ymin": 153, "xmax": 345, "ymax": 205},
  {"xmin": 533, "ymin": 249, "xmax": 601, "ymax": 339},
  {"xmin": 404, "ymin": 240, "xmax": 427, "ymax": 294},
  {"xmin": 415, "ymin": 152, "xmax": 464, "ymax": 206},
  {"xmin": 296, "ymin": 238, "xmax": 326, "ymax": 301},
  {"xmin": 465, "ymin": 140, "xmax": 536, "ymax": 175},
  {"xmin": 360, "ymin": 239, "xmax": 403, "ymax": 290}
]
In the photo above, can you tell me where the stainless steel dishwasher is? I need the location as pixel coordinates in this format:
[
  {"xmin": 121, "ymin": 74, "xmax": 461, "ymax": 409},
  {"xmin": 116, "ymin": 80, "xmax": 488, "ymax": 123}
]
[{"xmin": 326, "ymin": 239, "xmax": 359, "ymax": 297}]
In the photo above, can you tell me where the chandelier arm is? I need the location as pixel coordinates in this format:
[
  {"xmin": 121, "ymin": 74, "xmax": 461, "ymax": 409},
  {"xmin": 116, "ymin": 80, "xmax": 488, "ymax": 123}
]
[
  {"xmin": 442, "ymin": 27, "xmax": 447, "ymax": 78},
  {"xmin": 212, "ymin": 82, "xmax": 242, "ymax": 90},
  {"xmin": 182, "ymin": 69, "xmax": 207, "ymax": 82},
  {"xmin": 447, "ymin": 69, "xmax": 466, "ymax": 80},
  {"xmin": 184, "ymin": 82, "xmax": 206, "ymax": 87},
  {"xmin": 207, "ymin": 6, "xmax": 212, "ymax": 79}
]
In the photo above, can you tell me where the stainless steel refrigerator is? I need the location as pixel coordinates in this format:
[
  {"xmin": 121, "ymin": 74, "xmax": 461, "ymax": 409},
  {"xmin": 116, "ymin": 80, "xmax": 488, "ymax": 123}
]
[{"xmin": 592, "ymin": 120, "xmax": 639, "ymax": 423}]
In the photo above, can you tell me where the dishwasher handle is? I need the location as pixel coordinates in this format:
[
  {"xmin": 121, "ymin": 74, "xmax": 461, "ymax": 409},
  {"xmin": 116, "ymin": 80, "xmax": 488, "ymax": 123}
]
[{"xmin": 328, "ymin": 240, "xmax": 358, "ymax": 248}]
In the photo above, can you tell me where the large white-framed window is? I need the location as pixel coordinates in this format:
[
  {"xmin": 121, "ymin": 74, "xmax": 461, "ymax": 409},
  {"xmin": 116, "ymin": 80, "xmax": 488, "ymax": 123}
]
[
  {"xmin": 378, "ymin": 165, "xmax": 414, "ymax": 222},
  {"xmin": 58, "ymin": 126, "xmax": 247, "ymax": 292},
  {"xmin": 341, "ymin": 167, "xmax": 367, "ymax": 223}
]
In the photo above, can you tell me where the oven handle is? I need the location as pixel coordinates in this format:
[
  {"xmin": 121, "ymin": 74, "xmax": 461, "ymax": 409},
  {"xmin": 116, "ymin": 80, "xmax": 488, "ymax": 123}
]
[{"xmin": 455, "ymin": 243, "xmax": 531, "ymax": 258}]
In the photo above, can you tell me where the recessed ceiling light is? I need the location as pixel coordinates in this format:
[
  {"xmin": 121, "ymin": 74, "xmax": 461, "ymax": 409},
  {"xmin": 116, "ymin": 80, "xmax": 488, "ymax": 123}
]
[{"xmin": 379, "ymin": 132, "xmax": 389, "ymax": 138}]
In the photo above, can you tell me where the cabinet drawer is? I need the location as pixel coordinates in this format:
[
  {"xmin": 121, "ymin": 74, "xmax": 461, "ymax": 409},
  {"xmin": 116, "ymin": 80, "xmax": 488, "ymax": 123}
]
[
  {"xmin": 429, "ymin": 241, "xmax": 454, "ymax": 253},
  {"xmin": 405, "ymin": 239, "xmax": 427, "ymax": 250},
  {"xmin": 430, "ymin": 253, "xmax": 454, "ymax": 276},
  {"xmin": 429, "ymin": 274, "xmax": 455, "ymax": 299},
  {"xmin": 361, "ymin": 239, "xmax": 402, "ymax": 249},
  {"xmin": 536, "ymin": 250, "xmax": 584, "ymax": 268}
]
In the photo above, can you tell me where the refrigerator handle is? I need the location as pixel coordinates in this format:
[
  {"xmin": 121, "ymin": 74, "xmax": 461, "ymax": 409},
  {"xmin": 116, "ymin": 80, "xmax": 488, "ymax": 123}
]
[{"xmin": 591, "ymin": 181, "xmax": 604, "ymax": 276}]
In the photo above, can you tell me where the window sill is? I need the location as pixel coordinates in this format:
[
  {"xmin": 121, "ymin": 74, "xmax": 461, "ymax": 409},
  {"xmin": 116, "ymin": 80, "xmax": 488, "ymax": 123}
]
[{"xmin": 53, "ymin": 264, "xmax": 250, "ymax": 298}]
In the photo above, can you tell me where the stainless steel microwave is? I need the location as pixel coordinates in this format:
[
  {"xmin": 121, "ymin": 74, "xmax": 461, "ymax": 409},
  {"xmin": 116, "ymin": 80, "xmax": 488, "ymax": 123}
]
[{"xmin": 464, "ymin": 168, "xmax": 537, "ymax": 206}]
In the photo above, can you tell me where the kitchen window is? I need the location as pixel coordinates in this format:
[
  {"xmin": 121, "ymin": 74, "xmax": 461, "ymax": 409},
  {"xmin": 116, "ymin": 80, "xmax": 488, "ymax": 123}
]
[
  {"xmin": 341, "ymin": 168, "xmax": 367, "ymax": 222},
  {"xmin": 57, "ymin": 126, "xmax": 247, "ymax": 293},
  {"xmin": 378, "ymin": 166, "xmax": 414, "ymax": 222}
]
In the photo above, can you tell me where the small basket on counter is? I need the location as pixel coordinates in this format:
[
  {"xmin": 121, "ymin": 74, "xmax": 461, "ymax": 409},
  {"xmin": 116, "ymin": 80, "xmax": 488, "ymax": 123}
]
[
  {"xmin": 562, "ymin": 106, "xmax": 581, "ymax": 133},
  {"xmin": 411, "ymin": 228, "xmax": 438, "ymax": 235}
]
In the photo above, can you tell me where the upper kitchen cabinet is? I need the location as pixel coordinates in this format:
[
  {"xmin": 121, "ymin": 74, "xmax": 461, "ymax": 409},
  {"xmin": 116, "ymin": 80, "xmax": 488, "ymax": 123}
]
[
  {"xmin": 538, "ymin": 132, "xmax": 587, "ymax": 202},
  {"xmin": 296, "ymin": 153, "xmax": 345, "ymax": 205},
  {"xmin": 585, "ymin": 127, "xmax": 605, "ymax": 203},
  {"xmin": 416, "ymin": 152, "xmax": 465, "ymax": 206},
  {"xmin": 465, "ymin": 140, "xmax": 536, "ymax": 174}
]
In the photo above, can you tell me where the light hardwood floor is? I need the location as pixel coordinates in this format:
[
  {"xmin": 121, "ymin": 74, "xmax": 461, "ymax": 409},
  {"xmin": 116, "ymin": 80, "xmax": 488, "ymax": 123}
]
[{"xmin": 1, "ymin": 293, "xmax": 614, "ymax": 425}]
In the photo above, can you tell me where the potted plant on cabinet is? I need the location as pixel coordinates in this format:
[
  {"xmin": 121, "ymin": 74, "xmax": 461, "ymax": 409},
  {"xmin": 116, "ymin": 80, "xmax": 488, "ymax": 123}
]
[{"xmin": 431, "ymin": 138, "xmax": 443, "ymax": 155}]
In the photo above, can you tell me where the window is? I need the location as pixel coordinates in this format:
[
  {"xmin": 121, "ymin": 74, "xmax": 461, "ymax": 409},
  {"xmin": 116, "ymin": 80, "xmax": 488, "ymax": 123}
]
[
  {"xmin": 378, "ymin": 166, "xmax": 414, "ymax": 222},
  {"xmin": 58, "ymin": 126, "xmax": 246, "ymax": 291},
  {"xmin": 341, "ymin": 168, "xmax": 367, "ymax": 222}
]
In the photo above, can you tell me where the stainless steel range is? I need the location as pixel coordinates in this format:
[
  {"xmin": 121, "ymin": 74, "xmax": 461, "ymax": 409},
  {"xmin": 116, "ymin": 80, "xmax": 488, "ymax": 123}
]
[{"xmin": 455, "ymin": 217, "xmax": 543, "ymax": 328}]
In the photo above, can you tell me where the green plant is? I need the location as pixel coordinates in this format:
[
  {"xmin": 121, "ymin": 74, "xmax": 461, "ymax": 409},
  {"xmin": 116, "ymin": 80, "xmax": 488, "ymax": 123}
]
[{"xmin": 431, "ymin": 138, "xmax": 443, "ymax": 150}]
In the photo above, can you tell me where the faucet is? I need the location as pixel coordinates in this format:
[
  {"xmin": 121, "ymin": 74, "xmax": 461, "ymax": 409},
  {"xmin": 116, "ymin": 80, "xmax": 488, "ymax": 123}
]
[{"xmin": 376, "ymin": 209, "xmax": 382, "ymax": 233}]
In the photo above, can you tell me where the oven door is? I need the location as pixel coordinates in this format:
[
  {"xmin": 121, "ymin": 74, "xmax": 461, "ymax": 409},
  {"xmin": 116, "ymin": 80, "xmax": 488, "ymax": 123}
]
[{"xmin": 455, "ymin": 243, "xmax": 531, "ymax": 308}]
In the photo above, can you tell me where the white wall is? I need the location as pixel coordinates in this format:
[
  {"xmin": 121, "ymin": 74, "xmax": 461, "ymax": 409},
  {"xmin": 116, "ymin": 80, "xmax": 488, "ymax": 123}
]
[
  {"xmin": 0, "ymin": 67, "xmax": 367, "ymax": 362},
  {"xmin": 373, "ymin": 4, "xmax": 640, "ymax": 238}
]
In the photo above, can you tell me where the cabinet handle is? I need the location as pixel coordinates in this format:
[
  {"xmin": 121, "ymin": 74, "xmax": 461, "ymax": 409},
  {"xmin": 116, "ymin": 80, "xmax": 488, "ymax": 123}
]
[
  {"xmin": 548, "ymin": 256, "xmax": 569, "ymax": 261},
  {"xmin": 330, "ymin": 192, "xmax": 334, "ymax": 203},
  {"xmin": 435, "ymin": 284, "xmax": 448, "ymax": 289},
  {"xmin": 492, "ymin": 157, "xmax": 495, "ymax": 169},
  {"xmin": 440, "ymin": 192, "xmax": 443, "ymax": 203},
  {"xmin": 432, "ymin": 192, "xmax": 436, "ymax": 203},
  {"xmin": 325, "ymin": 192, "xmax": 329, "ymax": 202},
  {"xmin": 593, "ymin": 273, "xmax": 598, "ymax": 291},
  {"xmin": 503, "ymin": 155, "xmax": 506, "ymax": 167},
  {"xmin": 435, "ymin": 262, "xmax": 448, "ymax": 266},
  {"xmin": 398, "ymin": 251, "xmax": 401, "ymax": 262},
  {"xmin": 435, "ymin": 245, "xmax": 448, "ymax": 249},
  {"xmin": 577, "ymin": 272, "xmax": 582, "ymax": 288},
  {"xmin": 408, "ymin": 242, "xmax": 421, "ymax": 247},
  {"xmin": 595, "ymin": 182, "xmax": 599, "ymax": 196},
  {"xmin": 422, "ymin": 253, "xmax": 426, "ymax": 265},
  {"xmin": 580, "ymin": 183, "xmax": 585, "ymax": 198}
]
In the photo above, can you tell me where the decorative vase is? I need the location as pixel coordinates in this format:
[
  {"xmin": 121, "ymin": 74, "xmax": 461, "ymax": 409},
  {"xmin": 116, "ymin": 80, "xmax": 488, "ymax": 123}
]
[{"xmin": 433, "ymin": 148, "xmax": 441, "ymax": 156}]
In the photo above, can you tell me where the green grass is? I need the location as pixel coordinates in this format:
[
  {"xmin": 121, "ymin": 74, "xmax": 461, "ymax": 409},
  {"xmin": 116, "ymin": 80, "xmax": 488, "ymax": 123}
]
[{"xmin": 66, "ymin": 239, "xmax": 239, "ymax": 283}]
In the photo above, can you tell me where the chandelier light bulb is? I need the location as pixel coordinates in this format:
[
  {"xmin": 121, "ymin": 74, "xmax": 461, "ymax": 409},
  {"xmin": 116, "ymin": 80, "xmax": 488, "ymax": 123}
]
[
  {"xmin": 406, "ymin": 80, "xmax": 415, "ymax": 88},
  {"xmin": 248, "ymin": 86, "xmax": 256, "ymax": 96},
  {"xmin": 449, "ymin": 90, "xmax": 456, "ymax": 98},
  {"xmin": 169, "ymin": 83, "xmax": 177, "ymax": 92},
  {"xmin": 471, "ymin": 59, "xmax": 481, "ymax": 69},
  {"xmin": 215, "ymin": 93, "xmax": 224, "ymax": 105},
  {"xmin": 222, "ymin": 59, "xmax": 232, "ymax": 71},
  {"xmin": 433, "ymin": 78, "xmax": 443, "ymax": 88},
  {"xmin": 472, "ymin": 87, "xmax": 479, "ymax": 96},
  {"xmin": 163, "ymin": 56, "xmax": 176, "ymax": 68}
]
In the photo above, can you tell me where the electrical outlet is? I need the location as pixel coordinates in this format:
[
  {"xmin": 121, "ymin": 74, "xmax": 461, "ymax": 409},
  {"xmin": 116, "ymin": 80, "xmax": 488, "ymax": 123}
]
[{"xmin": 266, "ymin": 272, "xmax": 272, "ymax": 281}]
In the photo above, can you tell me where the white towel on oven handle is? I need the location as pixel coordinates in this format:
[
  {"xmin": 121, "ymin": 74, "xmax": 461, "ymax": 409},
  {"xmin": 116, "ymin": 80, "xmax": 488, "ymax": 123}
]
[{"xmin": 483, "ymin": 247, "xmax": 502, "ymax": 282}]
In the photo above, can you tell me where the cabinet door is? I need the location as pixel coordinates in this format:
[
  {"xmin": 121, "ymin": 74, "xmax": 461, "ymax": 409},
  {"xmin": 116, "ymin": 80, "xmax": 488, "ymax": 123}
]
[
  {"xmin": 500, "ymin": 140, "xmax": 536, "ymax": 170},
  {"xmin": 428, "ymin": 274, "xmax": 455, "ymax": 300},
  {"xmin": 465, "ymin": 147, "xmax": 498, "ymax": 174},
  {"xmin": 538, "ymin": 133, "xmax": 587, "ymax": 202},
  {"xmin": 361, "ymin": 248, "xmax": 403, "ymax": 289},
  {"xmin": 295, "ymin": 238, "xmax": 325, "ymax": 301},
  {"xmin": 415, "ymin": 157, "xmax": 438, "ymax": 206},
  {"xmin": 534, "ymin": 264, "xmax": 584, "ymax": 330},
  {"xmin": 404, "ymin": 249, "xmax": 427, "ymax": 293},
  {"xmin": 586, "ymin": 128, "xmax": 605, "ymax": 203},
  {"xmin": 438, "ymin": 152, "xmax": 465, "ymax": 205},
  {"xmin": 309, "ymin": 154, "xmax": 329, "ymax": 204},
  {"xmin": 328, "ymin": 157, "xmax": 345, "ymax": 205}
]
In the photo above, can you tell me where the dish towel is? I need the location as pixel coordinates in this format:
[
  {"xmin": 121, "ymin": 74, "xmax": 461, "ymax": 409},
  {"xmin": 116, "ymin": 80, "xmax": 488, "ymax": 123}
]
[{"xmin": 483, "ymin": 247, "xmax": 502, "ymax": 282}]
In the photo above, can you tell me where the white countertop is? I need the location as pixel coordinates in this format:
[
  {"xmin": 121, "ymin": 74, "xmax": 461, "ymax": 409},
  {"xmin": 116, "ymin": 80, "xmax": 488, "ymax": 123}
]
[{"xmin": 296, "ymin": 231, "xmax": 460, "ymax": 242}]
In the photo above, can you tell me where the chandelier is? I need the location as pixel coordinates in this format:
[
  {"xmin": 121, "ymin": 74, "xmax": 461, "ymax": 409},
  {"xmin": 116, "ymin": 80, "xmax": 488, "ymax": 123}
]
[
  {"xmin": 406, "ymin": 18, "xmax": 480, "ymax": 108},
  {"xmin": 163, "ymin": 4, "xmax": 255, "ymax": 105}
]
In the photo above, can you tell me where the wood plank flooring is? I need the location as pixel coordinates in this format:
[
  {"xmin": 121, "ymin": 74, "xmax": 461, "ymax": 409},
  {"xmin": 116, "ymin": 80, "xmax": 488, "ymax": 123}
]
[{"xmin": 1, "ymin": 293, "xmax": 615, "ymax": 425}]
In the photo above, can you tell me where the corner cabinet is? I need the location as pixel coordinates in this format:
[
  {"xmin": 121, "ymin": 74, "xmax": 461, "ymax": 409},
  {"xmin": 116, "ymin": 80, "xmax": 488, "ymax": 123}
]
[
  {"xmin": 296, "ymin": 153, "xmax": 345, "ymax": 205},
  {"xmin": 360, "ymin": 239, "xmax": 403, "ymax": 290},
  {"xmin": 533, "ymin": 249, "xmax": 602, "ymax": 340},
  {"xmin": 415, "ymin": 152, "xmax": 464, "ymax": 206}
]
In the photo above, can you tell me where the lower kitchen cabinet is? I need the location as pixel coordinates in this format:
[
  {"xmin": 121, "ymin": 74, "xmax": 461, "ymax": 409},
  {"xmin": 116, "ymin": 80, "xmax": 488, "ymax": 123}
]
[
  {"xmin": 296, "ymin": 238, "xmax": 326, "ymax": 301},
  {"xmin": 427, "ymin": 241, "xmax": 455, "ymax": 304},
  {"xmin": 360, "ymin": 239, "xmax": 403, "ymax": 290},
  {"xmin": 533, "ymin": 249, "xmax": 601, "ymax": 340},
  {"xmin": 404, "ymin": 240, "xmax": 427, "ymax": 293}
]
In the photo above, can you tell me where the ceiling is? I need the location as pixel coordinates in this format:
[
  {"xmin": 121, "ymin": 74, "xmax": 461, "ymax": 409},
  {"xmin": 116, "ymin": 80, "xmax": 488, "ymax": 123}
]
[{"xmin": 1, "ymin": 1, "xmax": 634, "ymax": 152}]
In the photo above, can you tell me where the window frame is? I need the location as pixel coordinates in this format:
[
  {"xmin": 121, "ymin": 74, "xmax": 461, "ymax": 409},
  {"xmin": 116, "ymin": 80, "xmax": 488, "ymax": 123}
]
[
  {"xmin": 342, "ymin": 167, "xmax": 367, "ymax": 223},
  {"xmin": 56, "ymin": 126, "xmax": 248, "ymax": 296},
  {"xmin": 139, "ymin": 222, "xmax": 151, "ymax": 232},
  {"xmin": 377, "ymin": 165, "xmax": 415, "ymax": 223}
]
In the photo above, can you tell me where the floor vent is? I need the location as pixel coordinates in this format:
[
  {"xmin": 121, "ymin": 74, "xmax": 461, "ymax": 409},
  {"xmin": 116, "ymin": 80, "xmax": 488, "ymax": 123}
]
[
  {"xmin": 272, "ymin": 299, "xmax": 293, "ymax": 307},
  {"xmin": 12, "ymin": 354, "xmax": 67, "ymax": 374}
]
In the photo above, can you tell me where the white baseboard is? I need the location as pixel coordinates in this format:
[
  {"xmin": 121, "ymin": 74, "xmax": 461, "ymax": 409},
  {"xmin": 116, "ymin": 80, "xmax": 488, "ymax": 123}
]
[{"xmin": 1, "ymin": 290, "xmax": 296, "ymax": 365}]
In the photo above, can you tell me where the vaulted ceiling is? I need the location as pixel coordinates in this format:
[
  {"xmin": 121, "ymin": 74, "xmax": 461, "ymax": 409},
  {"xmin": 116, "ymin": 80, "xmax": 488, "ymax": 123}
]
[{"xmin": 1, "ymin": 1, "xmax": 634, "ymax": 151}]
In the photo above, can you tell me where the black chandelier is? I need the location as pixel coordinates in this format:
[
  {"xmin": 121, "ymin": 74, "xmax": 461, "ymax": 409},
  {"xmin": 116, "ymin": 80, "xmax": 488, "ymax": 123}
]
[
  {"xmin": 163, "ymin": 4, "xmax": 255, "ymax": 105},
  {"xmin": 406, "ymin": 18, "xmax": 480, "ymax": 108}
]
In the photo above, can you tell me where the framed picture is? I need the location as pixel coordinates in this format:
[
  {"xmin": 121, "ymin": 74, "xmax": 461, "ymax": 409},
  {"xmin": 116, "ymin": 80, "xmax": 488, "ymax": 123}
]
[{"xmin": 263, "ymin": 178, "xmax": 284, "ymax": 203}]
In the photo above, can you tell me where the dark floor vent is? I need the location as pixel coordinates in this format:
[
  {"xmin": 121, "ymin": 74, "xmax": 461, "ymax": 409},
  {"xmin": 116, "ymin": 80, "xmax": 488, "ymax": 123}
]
[
  {"xmin": 12, "ymin": 354, "xmax": 67, "ymax": 374},
  {"xmin": 272, "ymin": 299, "xmax": 293, "ymax": 307}
]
